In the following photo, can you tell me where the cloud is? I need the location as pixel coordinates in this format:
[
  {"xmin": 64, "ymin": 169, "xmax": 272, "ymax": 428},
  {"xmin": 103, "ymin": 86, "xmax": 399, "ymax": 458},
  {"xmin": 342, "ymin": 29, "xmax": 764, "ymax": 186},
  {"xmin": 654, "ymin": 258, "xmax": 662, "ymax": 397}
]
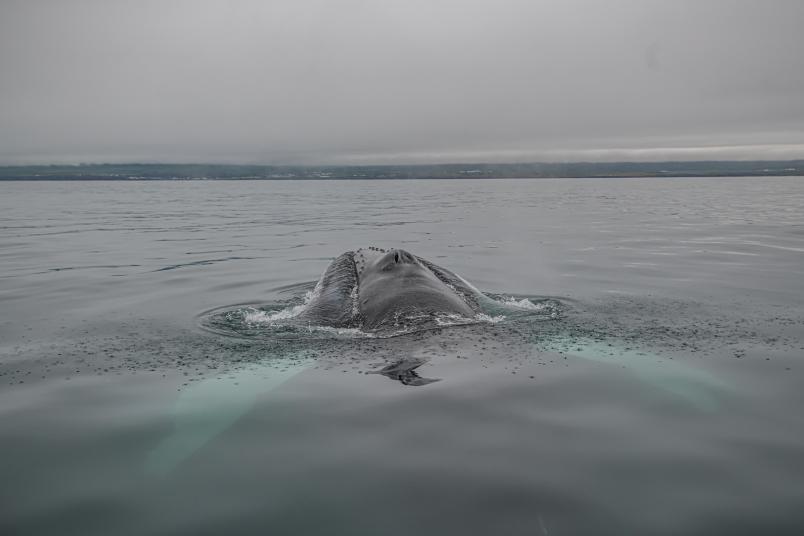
[{"xmin": 1, "ymin": 0, "xmax": 803, "ymax": 164}]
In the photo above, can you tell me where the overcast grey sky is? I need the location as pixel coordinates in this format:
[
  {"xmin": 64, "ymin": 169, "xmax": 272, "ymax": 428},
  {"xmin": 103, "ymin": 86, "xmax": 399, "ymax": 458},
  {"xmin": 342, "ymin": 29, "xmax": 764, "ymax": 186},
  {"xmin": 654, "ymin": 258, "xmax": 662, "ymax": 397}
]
[{"xmin": 1, "ymin": 0, "xmax": 803, "ymax": 164}]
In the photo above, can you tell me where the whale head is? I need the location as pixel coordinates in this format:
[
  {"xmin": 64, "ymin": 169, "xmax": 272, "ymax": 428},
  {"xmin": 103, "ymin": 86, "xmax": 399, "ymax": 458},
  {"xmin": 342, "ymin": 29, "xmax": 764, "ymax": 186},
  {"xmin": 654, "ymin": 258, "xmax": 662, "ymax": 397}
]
[
  {"xmin": 295, "ymin": 247, "xmax": 481, "ymax": 333},
  {"xmin": 356, "ymin": 248, "xmax": 475, "ymax": 330}
]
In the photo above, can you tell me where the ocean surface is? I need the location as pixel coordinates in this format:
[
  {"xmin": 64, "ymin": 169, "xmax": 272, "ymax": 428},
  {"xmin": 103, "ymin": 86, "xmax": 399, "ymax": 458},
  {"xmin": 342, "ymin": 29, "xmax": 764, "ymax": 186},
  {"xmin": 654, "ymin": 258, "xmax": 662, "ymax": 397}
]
[{"xmin": 1, "ymin": 177, "xmax": 803, "ymax": 535}]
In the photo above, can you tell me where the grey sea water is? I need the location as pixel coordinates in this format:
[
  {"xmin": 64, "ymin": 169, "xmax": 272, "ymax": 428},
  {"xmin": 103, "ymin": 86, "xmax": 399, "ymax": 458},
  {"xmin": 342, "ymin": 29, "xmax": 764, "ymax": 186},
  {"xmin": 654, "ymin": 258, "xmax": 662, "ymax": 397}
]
[{"xmin": 1, "ymin": 177, "xmax": 803, "ymax": 535}]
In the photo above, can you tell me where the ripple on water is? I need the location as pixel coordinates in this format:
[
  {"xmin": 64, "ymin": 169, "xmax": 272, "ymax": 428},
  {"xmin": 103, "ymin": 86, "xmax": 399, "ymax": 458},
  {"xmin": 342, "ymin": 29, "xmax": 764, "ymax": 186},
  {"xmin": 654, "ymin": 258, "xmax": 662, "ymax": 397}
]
[{"xmin": 197, "ymin": 287, "xmax": 563, "ymax": 341}]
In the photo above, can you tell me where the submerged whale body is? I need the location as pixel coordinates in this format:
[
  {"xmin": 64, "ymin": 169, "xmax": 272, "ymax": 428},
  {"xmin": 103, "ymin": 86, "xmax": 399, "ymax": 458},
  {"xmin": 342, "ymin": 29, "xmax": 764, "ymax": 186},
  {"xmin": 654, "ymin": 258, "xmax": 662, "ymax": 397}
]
[{"xmin": 297, "ymin": 247, "xmax": 482, "ymax": 332}]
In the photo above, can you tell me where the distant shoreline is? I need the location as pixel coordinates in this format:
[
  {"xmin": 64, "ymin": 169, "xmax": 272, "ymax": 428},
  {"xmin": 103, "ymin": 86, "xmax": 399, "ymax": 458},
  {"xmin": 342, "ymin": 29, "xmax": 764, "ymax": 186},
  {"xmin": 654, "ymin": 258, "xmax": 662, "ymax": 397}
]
[{"xmin": 1, "ymin": 160, "xmax": 802, "ymax": 181}]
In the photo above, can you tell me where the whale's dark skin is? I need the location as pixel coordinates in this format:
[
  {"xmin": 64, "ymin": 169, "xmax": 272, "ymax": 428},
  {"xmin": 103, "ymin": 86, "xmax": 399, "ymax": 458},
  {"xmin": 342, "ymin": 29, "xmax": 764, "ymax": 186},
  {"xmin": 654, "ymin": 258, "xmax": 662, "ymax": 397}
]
[{"xmin": 296, "ymin": 247, "xmax": 482, "ymax": 331}]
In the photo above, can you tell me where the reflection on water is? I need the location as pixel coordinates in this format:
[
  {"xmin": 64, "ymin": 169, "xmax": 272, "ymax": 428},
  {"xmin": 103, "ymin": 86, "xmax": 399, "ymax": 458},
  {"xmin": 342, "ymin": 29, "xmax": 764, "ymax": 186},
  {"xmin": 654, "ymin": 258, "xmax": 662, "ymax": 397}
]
[
  {"xmin": 369, "ymin": 358, "xmax": 441, "ymax": 386},
  {"xmin": 1, "ymin": 178, "xmax": 804, "ymax": 535}
]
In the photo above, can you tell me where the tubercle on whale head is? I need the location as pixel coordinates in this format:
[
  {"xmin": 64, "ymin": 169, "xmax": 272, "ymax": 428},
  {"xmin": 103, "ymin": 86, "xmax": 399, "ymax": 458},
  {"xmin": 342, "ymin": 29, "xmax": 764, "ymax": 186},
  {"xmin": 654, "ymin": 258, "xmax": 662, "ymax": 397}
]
[{"xmin": 353, "ymin": 246, "xmax": 401, "ymax": 277}]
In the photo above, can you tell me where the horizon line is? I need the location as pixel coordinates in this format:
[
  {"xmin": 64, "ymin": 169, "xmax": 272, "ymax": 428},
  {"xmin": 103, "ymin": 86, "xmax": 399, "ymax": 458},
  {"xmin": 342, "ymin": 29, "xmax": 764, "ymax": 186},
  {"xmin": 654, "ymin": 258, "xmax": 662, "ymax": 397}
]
[{"xmin": 2, "ymin": 157, "xmax": 804, "ymax": 168}]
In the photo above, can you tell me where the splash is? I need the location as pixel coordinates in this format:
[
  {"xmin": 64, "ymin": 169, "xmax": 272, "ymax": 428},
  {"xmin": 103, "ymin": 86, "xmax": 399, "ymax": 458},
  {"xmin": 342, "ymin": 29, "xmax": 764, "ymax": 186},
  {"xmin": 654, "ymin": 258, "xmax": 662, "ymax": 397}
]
[
  {"xmin": 242, "ymin": 290, "xmax": 315, "ymax": 324},
  {"xmin": 201, "ymin": 291, "xmax": 561, "ymax": 342},
  {"xmin": 498, "ymin": 296, "xmax": 549, "ymax": 310},
  {"xmin": 475, "ymin": 312, "xmax": 506, "ymax": 323}
]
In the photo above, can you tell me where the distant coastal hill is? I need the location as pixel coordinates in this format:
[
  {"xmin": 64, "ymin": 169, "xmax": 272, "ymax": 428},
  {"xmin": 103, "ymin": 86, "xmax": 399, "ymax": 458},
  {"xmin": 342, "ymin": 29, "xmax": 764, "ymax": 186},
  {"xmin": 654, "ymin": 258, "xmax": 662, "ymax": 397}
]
[{"xmin": 0, "ymin": 161, "xmax": 802, "ymax": 180}]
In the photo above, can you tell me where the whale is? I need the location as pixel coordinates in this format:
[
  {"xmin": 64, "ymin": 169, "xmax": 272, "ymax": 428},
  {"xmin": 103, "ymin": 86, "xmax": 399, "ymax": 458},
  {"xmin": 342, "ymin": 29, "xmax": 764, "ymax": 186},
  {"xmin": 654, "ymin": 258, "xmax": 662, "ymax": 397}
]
[
  {"xmin": 296, "ymin": 247, "xmax": 483, "ymax": 332},
  {"xmin": 146, "ymin": 249, "xmax": 738, "ymax": 476}
]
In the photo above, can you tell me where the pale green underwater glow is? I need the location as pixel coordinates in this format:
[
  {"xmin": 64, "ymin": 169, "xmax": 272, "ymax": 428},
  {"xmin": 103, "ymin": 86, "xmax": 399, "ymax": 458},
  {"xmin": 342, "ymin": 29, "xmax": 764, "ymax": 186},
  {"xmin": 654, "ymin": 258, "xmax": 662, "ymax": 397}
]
[
  {"xmin": 144, "ymin": 333, "xmax": 731, "ymax": 477},
  {"xmin": 145, "ymin": 356, "xmax": 313, "ymax": 476},
  {"xmin": 548, "ymin": 337, "xmax": 730, "ymax": 412}
]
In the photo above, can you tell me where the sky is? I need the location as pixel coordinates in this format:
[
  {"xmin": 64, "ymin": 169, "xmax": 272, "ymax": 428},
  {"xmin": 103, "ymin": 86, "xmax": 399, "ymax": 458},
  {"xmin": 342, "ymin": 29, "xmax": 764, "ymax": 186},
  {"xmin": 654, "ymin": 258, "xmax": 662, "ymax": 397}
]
[{"xmin": 1, "ymin": 0, "xmax": 803, "ymax": 165}]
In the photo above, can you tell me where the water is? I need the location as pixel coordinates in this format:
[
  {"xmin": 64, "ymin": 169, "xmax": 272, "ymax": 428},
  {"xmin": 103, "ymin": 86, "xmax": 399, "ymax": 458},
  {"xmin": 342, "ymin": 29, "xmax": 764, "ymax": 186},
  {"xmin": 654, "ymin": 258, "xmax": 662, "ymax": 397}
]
[{"xmin": 1, "ymin": 178, "xmax": 803, "ymax": 535}]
